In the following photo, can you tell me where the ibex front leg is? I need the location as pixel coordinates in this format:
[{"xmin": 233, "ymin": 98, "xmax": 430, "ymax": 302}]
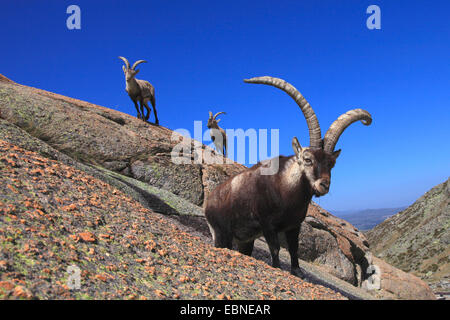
[
  {"xmin": 237, "ymin": 240, "xmax": 255, "ymax": 256},
  {"xmin": 142, "ymin": 100, "xmax": 151, "ymax": 122}
]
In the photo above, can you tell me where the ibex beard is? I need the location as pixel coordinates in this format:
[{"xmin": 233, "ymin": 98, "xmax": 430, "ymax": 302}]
[{"xmin": 205, "ymin": 76, "xmax": 371, "ymax": 277}]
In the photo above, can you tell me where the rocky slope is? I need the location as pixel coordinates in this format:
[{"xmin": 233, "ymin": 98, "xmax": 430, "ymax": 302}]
[
  {"xmin": 367, "ymin": 178, "xmax": 450, "ymax": 297},
  {"xmin": 0, "ymin": 74, "xmax": 435, "ymax": 299}
]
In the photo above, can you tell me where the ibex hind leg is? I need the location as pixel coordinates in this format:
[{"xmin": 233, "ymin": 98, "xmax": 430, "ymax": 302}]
[{"xmin": 285, "ymin": 226, "xmax": 305, "ymax": 278}]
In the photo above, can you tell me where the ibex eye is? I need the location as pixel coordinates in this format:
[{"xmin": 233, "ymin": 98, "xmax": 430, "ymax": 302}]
[{"xmin": 304, "ymin": 158, "xmax": 312, "ymax": 165}]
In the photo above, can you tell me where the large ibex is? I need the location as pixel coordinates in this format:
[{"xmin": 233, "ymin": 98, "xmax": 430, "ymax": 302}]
[
  {"xmin": 204, "ymin": 76, "xmax": 372, "ymax": 277},
  {"xmin": 118, "ymin": 56, "xmax": 159, "ymax": 125}
]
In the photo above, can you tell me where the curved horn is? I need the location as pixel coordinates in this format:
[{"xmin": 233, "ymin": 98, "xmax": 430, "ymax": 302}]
[
  {"xmin": 118, "ymin": 56, "xmax": 130, "ymax": 69},
  {"xmin": 131, "ymin": 60, "xmax": 147, "ymax": 70},
  {"xmin": 213, "ymin": 111, "xmax": 226, "ymax": 119},
  {"xmin": 323, "ymin": 109, "xmax": 372, "ymax": 153},
  {"xmin": 244, "ymin": 76, "xmax": 322, "ymax": 148}
]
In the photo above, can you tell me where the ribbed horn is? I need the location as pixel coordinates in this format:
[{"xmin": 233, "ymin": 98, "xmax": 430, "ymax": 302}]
[
  {"xmin": 131, "ymin": 60, "xmax": 147, "ymax": 70},
  {"xmin": 323, "ymin": 109, "xmax": 372, "ymax": 152},
  {"xmin": 244, "ymin": 76, "xmax": 322, "ymax": 148},
  {"xmin": 118, "ymin": 56, "xmax": 130, "ymax": 69},
  {"xmin": 213, "ymin": 111, "xmax": 226, "ymax": 119}
]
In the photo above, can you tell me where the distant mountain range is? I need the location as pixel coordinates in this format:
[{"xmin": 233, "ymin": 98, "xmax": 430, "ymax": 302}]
[
  {"xmin": 366, "ymin": 178, "xmax": 449, "ymax": 294},
  {"xmin": 332, "ymin": 207, "xmax": 407, "ymax": 231}
]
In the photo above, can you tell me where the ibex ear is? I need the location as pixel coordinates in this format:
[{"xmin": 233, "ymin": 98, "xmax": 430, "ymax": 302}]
[
  {"xmin": 134, "ymin": 69, "xmax": 140, "ymax": 75},
  {"xmin": 122, "ymin": 65, "xmax": 127, "ymax": 72},
  {"xmin": 208, "ymin": 111, "xmax": 213, "ymax": 119},
  {"xmin": 332, "ymin": 149, "xmax": 341, "ymax": 160},
  {"xmin": 216, "ymin": 119, "xmax": 221, "ymax": 123},
  {"xmin": 292, "ymin": 137, "xmax": 302, "ymax": 157}
]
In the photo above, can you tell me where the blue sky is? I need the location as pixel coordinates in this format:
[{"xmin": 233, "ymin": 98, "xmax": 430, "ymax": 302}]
[{"xmin": 1, "ymin": 0, "xmax": 449, "ymax": 211}]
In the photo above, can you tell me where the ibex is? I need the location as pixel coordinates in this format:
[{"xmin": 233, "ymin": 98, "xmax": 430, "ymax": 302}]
[
  {"xmin": 205, "ymin": 76, "xmax": 372, "ymax": 277},
  {"xmin": 207, "ymin": 111, "xmax": 227, "ymax": 157},
  {"xmin": 118, "ymin": 56, "xmax": 159, "ymax": 125}
]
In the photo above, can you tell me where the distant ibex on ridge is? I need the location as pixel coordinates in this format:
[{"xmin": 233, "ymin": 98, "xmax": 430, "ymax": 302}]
[
  {"xmin": 205, "ymin": 76, "xmax": 372, "ymax": 277},
  {"xmin": 207, "ymin": 111, "xmax": 227, "ymax": 157},
  {"xmin": 118, "ymin": 56, "xmax": 159, "ymax": 125}
]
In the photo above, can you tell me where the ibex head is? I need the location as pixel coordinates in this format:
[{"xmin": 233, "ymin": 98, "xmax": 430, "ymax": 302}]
[
  {"xmin": 118, "ymin": 56, "xmax": 147, "ymax": 81},
  {"xmin": 244, "ymin": 76, "xmax": 372, "ymax": 197},
  {"xmin": 207, "ymin": 111, "xmax": 226, "ymax": 129}
]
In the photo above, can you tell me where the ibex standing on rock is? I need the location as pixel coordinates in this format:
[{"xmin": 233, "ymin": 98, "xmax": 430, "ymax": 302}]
[
  {"xmin": 205, "ymin": 76, "xmax": 372, "ymax": 277},
  {"xmin": 118, "ymin": 56, "xmax": 159, "ymax": 125},
  {"xmin": 207, "ymin": 111, "xmax": 227, "ymax": 157}
]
